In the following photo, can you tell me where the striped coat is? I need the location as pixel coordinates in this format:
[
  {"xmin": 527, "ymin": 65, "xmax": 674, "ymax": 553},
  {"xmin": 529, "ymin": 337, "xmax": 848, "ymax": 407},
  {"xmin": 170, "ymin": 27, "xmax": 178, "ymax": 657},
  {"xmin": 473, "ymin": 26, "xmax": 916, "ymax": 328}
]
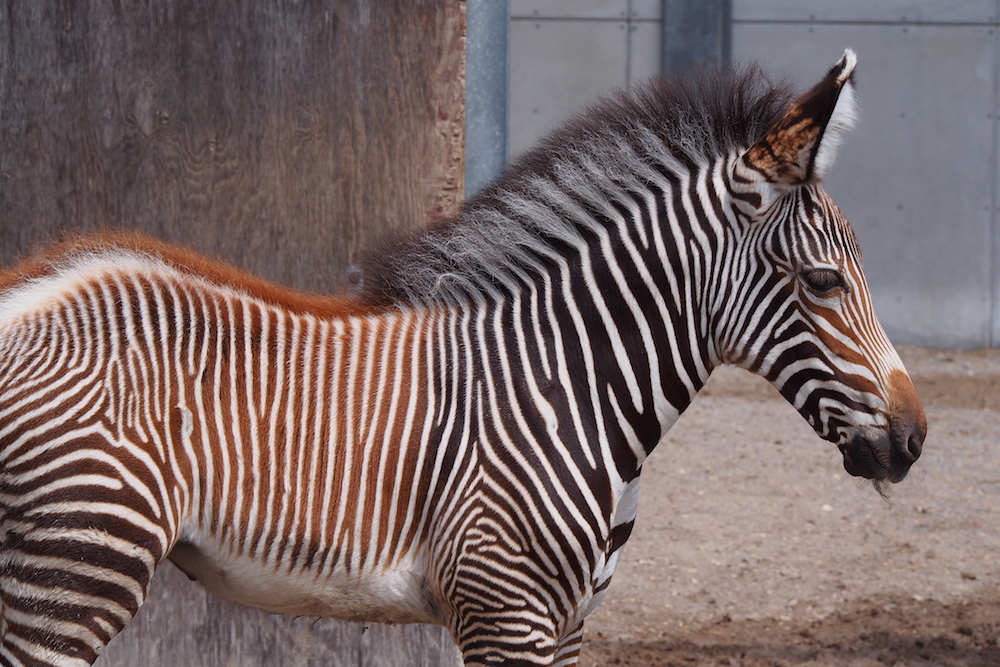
[{"xmin": 0, "ymin": 51, "xmax": 924, "ymax": 666}]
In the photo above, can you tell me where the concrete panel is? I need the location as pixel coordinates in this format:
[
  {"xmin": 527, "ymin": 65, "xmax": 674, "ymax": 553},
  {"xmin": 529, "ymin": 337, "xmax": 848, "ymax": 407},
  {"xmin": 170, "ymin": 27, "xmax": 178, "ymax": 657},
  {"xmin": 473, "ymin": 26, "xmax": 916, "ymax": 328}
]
[
  {"xmin": 511, "ymin": 0, "xmax": 661, "ymax": 20},
  {"xmin": 512, "ymin": 0, "xmax": 629, "ymax": 20},
  {"xmin": 663, "ymin": 0, "xmax": 732, "ymax": 72},
  {"xmin": 734, "ymin": 0, "xmax": 995, "ymax": 24},
  {"xmin": 630, "ymin": 19, "xmax": 663, "ymax": 85},
  {"xmin": 734, "ymin": 24, "xmax": 996, "ymax": 348},
  {"xmin": 510, "ymin": 19, "xmax": 629, "ymax": 156},
  {"xmin": 631, "ymin": 0, "xmax": 664, "ymax": 20},
  {"xmin": 993, "ymin": 38, "xmax": 1000, "ymax": 347}
]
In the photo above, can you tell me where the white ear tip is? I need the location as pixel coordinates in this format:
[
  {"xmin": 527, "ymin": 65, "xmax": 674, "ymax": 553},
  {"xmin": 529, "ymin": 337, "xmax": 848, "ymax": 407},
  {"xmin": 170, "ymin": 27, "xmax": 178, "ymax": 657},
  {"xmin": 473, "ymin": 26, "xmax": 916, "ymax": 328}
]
[
  {"xmin": 812, "ymin": 50, "xmax": 860, "ymax": 180},
  {"xmin": 837, "ymin": 49, "xmax": 858, "ymax": 83}
]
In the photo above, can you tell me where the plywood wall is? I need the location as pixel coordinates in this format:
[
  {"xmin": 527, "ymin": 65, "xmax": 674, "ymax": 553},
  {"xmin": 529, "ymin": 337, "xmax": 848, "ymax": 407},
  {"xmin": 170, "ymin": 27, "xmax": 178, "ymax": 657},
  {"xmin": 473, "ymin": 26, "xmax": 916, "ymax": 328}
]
[
  {"xmin": 0, "ymin": 1, "xmax": 466, "ymax": 292},
  {"xmin": 0, "ymin": 2, "xmax": 466, "ymax": 664}
]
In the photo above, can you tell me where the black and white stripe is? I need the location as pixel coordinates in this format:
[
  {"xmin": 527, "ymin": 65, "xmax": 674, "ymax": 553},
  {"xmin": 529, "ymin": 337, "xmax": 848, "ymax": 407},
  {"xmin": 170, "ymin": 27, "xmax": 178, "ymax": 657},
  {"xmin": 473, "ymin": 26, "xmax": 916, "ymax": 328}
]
[{"xmin": 0, "ymin": 51, "xmax": 924, "ymax": 666}]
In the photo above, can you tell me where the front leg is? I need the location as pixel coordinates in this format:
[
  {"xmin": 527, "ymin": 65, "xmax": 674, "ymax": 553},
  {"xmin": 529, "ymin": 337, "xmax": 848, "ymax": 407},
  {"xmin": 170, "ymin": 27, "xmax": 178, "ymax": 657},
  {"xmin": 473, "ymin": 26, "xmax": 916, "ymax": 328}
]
[
  {"xmin": 449, "ymin": 546, "xmax": 562, "ymax": 665},
  {"xmin": 455, "ymin": 609, "xmax": 559, "ymax": 666},
  {"xmin": 442, "ymin": 516, "xmax": 572, "ymax": 666},
  {"xmin": 453, "ymin": 613, "xmax": 584, "ymax": 666},
  {"xmin": 553, "ymin": 621, "xmax": 584, "ymax": 667}
]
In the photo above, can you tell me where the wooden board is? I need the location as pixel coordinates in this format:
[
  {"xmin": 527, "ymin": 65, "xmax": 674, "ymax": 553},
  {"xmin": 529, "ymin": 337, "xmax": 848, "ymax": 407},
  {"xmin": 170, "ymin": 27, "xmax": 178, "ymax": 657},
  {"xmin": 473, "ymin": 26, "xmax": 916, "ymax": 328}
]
[
  {"xmin": 105, "ymin": 566, "xmax": 461, "ymax": 666},
  {"xmin": 0, "ymin": 0, "xmax": 466, "ymax": 292},
  {"xmin": 0, "ymin": 2, "xmax": 466, "ymax": 665}
]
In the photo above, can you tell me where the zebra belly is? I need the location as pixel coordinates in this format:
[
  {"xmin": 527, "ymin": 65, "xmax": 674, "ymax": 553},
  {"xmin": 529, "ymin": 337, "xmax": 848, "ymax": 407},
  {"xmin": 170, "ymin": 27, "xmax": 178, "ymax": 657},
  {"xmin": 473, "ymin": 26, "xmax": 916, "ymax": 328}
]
[{"xmin": 167, "ymin": 540, "xmax": 442, "ymax": 626}]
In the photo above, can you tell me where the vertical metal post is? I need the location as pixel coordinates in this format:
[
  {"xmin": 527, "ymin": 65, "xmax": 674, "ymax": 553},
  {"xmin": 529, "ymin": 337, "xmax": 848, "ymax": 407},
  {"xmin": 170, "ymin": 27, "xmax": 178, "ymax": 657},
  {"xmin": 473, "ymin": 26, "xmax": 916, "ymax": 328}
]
[
  {"xmin": 465, "ymin": 0, "xmax": 510, "ymax": 198},
  {"xmin": 662, "ymin": 0, "xmax": 732, "ymax": 73}
]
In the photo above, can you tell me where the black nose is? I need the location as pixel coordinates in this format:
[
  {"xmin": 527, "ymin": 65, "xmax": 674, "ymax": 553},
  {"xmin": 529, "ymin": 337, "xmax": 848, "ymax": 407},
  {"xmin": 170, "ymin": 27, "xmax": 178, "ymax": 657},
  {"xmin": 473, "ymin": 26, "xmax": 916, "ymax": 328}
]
[
  {"xmin": 882, "ymin": 369, "xmax": 927, "ymax": 480},
  {"xmin": 841, "ymin": 419, "xmax": 924, "ymax": 484}
]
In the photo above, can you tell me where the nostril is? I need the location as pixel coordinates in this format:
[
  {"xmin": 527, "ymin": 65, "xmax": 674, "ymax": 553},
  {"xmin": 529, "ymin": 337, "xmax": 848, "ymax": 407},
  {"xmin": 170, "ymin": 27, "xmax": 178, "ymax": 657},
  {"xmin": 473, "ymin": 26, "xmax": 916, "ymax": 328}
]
[
  {"xmin": 890, "ymin": 413, "xmax": 924, "ymax": 466},
  {"xmin": 893, "ymin": 429, "xmax": 923, "ymax": 465}
]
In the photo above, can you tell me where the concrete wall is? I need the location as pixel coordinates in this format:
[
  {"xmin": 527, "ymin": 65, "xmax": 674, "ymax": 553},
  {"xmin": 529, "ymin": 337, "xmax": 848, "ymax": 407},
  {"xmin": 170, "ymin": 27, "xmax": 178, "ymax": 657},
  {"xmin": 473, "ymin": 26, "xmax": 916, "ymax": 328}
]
[
  {"xmin": 510, "ymin": 1, "xmax": 1000, "ymax": 349},
  {"xmin": 510, "ymin": 1, "xmax": 663, "ymax": 156}
]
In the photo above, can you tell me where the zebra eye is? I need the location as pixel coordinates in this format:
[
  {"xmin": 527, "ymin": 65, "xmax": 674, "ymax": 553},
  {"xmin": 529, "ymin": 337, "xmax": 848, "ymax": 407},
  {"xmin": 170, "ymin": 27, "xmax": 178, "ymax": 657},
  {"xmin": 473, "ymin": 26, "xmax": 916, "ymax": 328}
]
[{"xmin": 803, "ymin": 269, "xmax": 844, "ymax": 294}]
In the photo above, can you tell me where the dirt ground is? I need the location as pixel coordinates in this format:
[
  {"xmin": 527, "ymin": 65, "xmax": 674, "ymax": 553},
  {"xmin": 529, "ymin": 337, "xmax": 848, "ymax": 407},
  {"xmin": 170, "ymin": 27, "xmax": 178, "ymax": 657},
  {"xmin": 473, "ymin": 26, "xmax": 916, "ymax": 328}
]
[{"xmin": 578, "ymin": 346, "xmax": 1000, "ymax": 667}]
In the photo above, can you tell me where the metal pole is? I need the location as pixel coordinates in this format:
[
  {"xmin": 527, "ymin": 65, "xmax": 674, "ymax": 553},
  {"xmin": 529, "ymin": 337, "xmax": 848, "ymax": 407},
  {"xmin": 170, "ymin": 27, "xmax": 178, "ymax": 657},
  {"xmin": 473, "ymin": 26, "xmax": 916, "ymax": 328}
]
[{"xmin": 464, "ymin": 0, "xmax": 510, "ymax": 198}]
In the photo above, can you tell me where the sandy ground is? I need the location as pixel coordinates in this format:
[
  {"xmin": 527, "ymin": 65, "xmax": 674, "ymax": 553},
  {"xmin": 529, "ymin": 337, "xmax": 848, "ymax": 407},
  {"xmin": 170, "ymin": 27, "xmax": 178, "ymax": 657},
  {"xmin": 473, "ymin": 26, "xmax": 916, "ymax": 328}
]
[{"xmin": 578, "ymin": 346, "xmax": 1000, "ymax": 666}]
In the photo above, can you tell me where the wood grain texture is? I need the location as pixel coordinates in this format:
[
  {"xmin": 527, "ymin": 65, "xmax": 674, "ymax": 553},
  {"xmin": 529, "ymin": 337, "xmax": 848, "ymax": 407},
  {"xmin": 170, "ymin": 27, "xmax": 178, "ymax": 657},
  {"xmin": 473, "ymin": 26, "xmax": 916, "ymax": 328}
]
[
  {"xmin": 0, "ymin": 0, "xmax": 466, "ymax": 292},
  {"xmin": 102, "ymin": 566, "xmax": 461, "ymax": 666},
  {"xmin": 0, "ymin": 1, "xmax": 466, "ymax": 665}
]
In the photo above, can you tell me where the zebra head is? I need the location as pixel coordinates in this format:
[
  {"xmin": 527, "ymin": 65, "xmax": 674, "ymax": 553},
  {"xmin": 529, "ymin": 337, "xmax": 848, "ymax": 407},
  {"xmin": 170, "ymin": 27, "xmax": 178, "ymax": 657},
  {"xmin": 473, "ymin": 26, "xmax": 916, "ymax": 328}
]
[{"xmin": 723, "ymin": 50, "xmax": 926, "ymax": 485}]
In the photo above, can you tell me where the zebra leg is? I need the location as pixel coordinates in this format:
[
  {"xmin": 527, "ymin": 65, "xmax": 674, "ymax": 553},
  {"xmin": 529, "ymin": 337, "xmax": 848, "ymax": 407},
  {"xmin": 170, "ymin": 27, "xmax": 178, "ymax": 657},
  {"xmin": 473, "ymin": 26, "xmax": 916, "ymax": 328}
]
[
  {"xmin": 0, "ymin": 448, "xmax": 170, "ymax": 666},
  {"xmin": 454, "ymin": 611, "xmax": 558, "ymax": 666},
  {"xmin": 552, "ymin": 621, "xmax": 584, "ymax": 667},
  {"xmin": 453, "ymin": 617, "xmax": 584, "ymax": 666},
  {"xmin": 0, "ymin": 507, "xmax": 165, "ymax": 666},
  {"xmin": 446, "ymin": 553, "xmax": 574, "ymax": 665}
]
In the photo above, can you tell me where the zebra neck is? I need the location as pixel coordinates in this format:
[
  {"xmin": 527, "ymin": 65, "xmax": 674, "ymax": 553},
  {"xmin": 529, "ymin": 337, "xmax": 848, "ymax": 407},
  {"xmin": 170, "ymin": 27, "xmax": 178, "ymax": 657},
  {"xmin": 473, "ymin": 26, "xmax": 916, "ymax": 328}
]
[
  {"xmin": 359, "ymin": 150, "xmax": 729, "ymax": 468},
  {"xmin": 462, "ymin": 259, "xmax": 712, "ymax": 481}
]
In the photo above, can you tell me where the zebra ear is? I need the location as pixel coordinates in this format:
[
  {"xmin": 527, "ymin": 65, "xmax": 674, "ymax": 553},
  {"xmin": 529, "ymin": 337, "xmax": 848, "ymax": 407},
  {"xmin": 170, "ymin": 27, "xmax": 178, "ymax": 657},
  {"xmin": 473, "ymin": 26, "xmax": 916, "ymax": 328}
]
[{"xmin": 743, "ymin": 49, "xmax": 859, "ymax": 187}]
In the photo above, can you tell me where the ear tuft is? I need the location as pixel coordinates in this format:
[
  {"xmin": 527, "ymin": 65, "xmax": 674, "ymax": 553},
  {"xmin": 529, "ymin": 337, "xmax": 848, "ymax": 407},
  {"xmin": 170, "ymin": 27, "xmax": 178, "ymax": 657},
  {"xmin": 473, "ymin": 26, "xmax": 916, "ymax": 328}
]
[{"xmin": 742, "ymin": 49, "xmax": 860, "ymax": 188}]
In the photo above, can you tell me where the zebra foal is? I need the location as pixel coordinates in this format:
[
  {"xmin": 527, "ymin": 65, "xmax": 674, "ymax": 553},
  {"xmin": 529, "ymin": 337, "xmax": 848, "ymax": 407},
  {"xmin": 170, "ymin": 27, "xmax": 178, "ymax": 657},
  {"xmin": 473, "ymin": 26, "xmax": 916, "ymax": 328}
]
[{"xmin": 0, "ymin": 51, "xmax": 924, "ymax": 666}]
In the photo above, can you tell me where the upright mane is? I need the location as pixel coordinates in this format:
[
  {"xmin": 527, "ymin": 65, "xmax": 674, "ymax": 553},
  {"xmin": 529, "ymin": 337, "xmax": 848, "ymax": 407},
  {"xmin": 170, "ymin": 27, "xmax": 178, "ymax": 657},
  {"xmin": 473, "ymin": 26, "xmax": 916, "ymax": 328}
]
[{"xmin": 359, "ymin": 63, "xmax": 795, "ymax": 307}]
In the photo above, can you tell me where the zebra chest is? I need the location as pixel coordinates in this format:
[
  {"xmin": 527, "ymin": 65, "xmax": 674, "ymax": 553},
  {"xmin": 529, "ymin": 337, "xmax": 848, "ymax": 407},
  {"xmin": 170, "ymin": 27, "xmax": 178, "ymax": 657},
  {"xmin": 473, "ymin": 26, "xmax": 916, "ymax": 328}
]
[{"xmin": 166, "ymin": 537, "xmax": 441, "ymax": 625}]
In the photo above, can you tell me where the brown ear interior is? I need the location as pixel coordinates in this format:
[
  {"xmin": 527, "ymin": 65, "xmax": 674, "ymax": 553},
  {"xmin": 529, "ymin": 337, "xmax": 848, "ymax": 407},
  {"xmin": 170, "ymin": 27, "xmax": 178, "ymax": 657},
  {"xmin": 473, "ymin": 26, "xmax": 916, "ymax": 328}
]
[{"xmin": 743, "ymin": 56, "xmax": 855, "ymax": 187}]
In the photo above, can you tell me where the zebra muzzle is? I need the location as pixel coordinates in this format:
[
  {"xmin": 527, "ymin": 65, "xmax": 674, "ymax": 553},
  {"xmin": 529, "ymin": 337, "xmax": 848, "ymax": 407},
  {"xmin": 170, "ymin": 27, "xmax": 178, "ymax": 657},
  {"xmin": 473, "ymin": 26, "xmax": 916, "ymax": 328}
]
[
  {"xmin": 839, "ymin": 419, "xmax": 923, "ymax": 484},
  {"xmin": 839, "ymin": 368, "xmax": 926, "ymax": 484}
]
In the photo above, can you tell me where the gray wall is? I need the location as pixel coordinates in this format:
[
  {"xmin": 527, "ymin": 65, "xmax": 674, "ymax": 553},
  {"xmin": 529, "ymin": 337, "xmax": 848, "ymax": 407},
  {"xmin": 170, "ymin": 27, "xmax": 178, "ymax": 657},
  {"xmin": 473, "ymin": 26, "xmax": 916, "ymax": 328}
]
[
  {"xmin": 510, "ymin": 1, "xmax": 1000, "ymax": 349},
  {"xmin": 510, "ymin": 1, "xmax": 663, "ymax": 156}
]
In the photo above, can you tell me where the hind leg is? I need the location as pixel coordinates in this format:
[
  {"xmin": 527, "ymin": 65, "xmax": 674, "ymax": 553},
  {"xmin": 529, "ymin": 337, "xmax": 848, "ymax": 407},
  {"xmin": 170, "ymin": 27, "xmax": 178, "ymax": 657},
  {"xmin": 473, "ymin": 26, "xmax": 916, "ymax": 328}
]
[
  {"xmin": 0, "ymin": 503, "xmax": 166, "ymax": 667},
  {"xmin": 0, "ymin": 503, "xmax": 166, "ymax": 666},
  {"xmin": 0, "ymin": 443, "xmax": 172, "ymax": 667}
]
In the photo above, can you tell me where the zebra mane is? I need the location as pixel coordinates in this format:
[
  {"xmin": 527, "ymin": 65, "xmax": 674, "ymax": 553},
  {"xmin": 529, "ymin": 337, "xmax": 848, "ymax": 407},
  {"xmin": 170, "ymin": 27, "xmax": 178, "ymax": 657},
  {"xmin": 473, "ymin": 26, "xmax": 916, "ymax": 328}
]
[{"xmin": 358, "ymin": 63, "xmax": 795, "ymax": 307}]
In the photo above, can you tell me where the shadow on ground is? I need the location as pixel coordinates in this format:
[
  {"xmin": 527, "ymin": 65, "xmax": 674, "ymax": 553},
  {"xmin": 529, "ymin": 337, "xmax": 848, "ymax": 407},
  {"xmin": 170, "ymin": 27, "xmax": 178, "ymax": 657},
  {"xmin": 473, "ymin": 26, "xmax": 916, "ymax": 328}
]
[{"xmin": 582, "ymin": 594, "xmax": 1000, "ymax": 666}]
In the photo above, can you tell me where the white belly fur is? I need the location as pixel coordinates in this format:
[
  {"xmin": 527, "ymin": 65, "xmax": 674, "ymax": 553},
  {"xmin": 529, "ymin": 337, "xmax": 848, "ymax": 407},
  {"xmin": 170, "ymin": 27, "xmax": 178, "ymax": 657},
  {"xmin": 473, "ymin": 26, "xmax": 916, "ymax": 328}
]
[{"xmin": 167, "ymin": 537, "xmax": 442, "ymax": 626}]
